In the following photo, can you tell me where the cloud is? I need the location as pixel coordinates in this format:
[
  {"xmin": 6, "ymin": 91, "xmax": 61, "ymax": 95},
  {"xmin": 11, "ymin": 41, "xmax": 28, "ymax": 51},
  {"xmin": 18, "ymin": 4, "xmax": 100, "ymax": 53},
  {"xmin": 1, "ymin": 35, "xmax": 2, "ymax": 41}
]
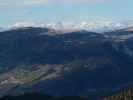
[
  {"xmin": 0, "ymin": 2, "xmax": 8, "ymax": 6},
  {"xmin": 0, "ymin": 0, "xmax": 47, "ymax": 6},
  {"xmin": 0, "ymin": 0, "xmax": 108, "ymax": 6},
  {"xmin": 23, "ymin": 0, "xmax": 47, "ymax": 5},
  {"xmin": 48, "ymin": 0, "xmax": 107, "ymax": 4}
]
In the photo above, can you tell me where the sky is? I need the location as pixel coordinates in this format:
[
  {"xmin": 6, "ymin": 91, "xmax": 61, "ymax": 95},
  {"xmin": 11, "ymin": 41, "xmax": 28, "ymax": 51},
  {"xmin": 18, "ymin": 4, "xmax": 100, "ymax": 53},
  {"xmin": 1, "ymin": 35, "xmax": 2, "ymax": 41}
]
[{"xmin": 0, "ymin": 0, "xmax": 133, "ymax": 27}]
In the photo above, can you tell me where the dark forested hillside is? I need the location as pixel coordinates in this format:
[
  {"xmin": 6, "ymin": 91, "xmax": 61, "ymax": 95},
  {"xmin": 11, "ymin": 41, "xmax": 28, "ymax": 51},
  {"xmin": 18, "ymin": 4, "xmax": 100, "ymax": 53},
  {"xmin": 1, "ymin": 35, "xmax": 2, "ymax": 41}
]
[{"xmin": 0, "ymin": 27, "xmax": 133, "ymax": 99}]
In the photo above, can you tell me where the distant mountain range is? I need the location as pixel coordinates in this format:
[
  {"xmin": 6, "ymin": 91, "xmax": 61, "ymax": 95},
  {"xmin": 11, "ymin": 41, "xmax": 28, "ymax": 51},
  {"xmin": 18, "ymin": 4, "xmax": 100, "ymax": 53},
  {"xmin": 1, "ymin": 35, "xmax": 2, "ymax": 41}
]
[
  {"xmin": 0, "ymin": 26, "xmax": 133, "ymax": 99},
  {"xmin": 3, "ymin": 21, "xmax": 133, "ymax": 33}
]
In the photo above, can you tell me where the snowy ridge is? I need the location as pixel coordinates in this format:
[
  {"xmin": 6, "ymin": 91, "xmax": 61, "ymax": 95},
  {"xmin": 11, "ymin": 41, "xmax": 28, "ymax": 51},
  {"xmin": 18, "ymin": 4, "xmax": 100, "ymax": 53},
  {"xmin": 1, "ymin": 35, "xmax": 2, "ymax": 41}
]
[{"xmin": 2, "ymin": 20, "xmax": 133, "ymax": 33}]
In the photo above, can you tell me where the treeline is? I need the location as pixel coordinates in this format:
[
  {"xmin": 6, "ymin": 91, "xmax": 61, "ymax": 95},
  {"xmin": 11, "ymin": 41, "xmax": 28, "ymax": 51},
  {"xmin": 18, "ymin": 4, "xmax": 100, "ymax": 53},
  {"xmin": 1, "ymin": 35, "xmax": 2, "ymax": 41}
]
[{"xmin": 103, "ymin": 88, "xmax": 133, "ymax": 100}]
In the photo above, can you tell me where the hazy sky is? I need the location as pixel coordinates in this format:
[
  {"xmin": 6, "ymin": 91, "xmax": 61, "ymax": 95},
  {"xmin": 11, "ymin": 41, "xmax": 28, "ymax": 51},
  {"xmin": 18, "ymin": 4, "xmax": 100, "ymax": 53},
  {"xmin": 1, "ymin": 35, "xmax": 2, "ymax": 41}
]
[{"xmin": 0, "ymin": 0, "xmax": 132, "ymax": 27}]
